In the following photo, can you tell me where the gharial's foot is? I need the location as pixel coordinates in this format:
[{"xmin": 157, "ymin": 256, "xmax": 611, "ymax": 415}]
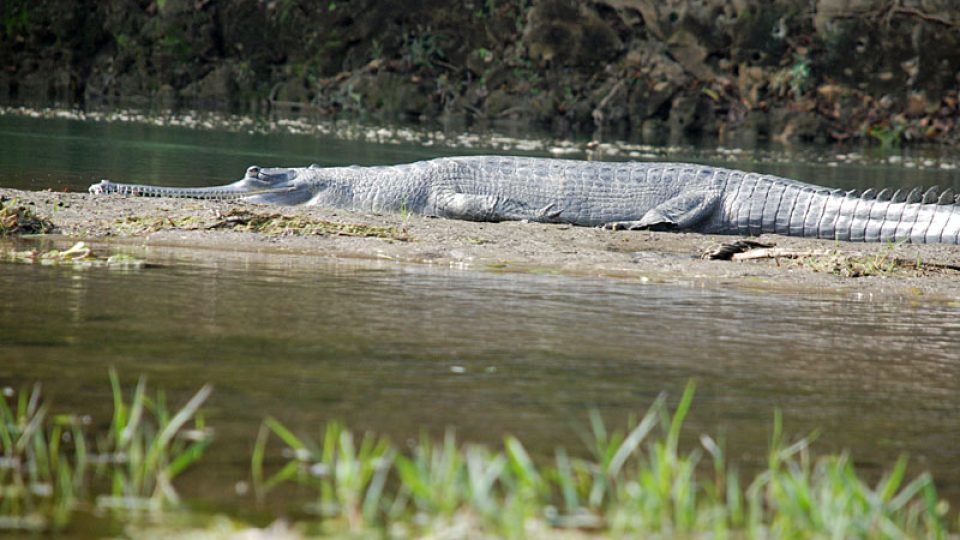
[
  {"xmin": 601, "ymin": 220, "xmax": 679, "ymax": 231},
  {"xmin": 600, "ymin": 220, "xmax": 648, "ymax": 231},
  {"xmin": 701, "ymin": 239, "xmax": 774, "ymax": 260}
]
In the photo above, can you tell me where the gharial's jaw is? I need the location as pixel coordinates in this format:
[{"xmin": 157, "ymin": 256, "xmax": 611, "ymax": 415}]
[{"xmin": 88, "ymin": 166, "xmax": 315, "ymax": 205}]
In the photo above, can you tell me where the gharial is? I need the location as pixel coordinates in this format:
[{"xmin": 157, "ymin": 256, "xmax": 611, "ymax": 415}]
[{"xmin": 89, "ymin": 155, "xmax": 960, "ymax": 244}]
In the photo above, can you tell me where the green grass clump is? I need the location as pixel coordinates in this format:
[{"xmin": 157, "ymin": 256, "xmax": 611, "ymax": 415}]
[
  {"xmin": 4, "ymin": 376, "xmax": 955, "ymax": 537},
  {"xmin": 0, "ymin": 371, "xmax": 212, "ymax": 531},
  {"xmin": 0, "ymin": 384, "xmax": 85, "ymax": 531},
  {"xmin": 253, "ymin": 419, "xmax": 394, "ymax": 531},
  {"xmin": 253, "ymin": 382, "xmax": 954, "ymax": 539},
  {"xmin": 796, "ymin": 249, "xmax": 907, "ymax": 278},
  {"xmin": 0, "ymin": 197, "xmax": 54, "ymax": 236},
  {"xmin": 94, "ymin": 370, "xmax": 213, "ymax": 511}
]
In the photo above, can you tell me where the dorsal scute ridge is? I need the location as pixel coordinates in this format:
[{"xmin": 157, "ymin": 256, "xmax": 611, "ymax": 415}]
[
  {"xmin": 906, "ymin": 187, "xmax": 922, "ymax": 204},
  {"xmin": 766, "ymin": 179, "xmax": 791, "ymax": 191},
  {"xmin": 938, "ymin": 188, "xmax": 954, "ymax": 205},
  {"xmin": 922, "ymin": 186, "xmax": 940, "ymax": 204},
  {"xmin": 876, "ymin": 188, "xmax": 891, "ymax": 201},
  {"xmin": 860, "ymin": 188, "xmax": 876, "ymax": 200}
]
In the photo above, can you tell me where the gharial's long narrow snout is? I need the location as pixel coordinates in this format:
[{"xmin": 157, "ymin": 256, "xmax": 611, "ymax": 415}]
[{"xmin": 88, "ymin": 166, "xmax": 313, "ymax": 205}]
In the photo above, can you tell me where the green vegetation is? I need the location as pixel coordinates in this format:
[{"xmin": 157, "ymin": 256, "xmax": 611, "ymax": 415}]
[
  {"xmin": 112, "ymin": 209, "xmax": 408, "ymax": 241},
  {"xmin": 113, "ymin": 214, "xmax": 205, "ymax": 235},
  {"xmin": 252, "ymin": 419, "xmax": 394, "ymax": 530},
  {"xmin": 0, "ymin": 371, "xmax": 211, "ymax": 532},
  {"xmin": 253, "ymin": 382, "xmax": 954, "ymax": 538},
  {"xmin": 96, "ymin": 370, "xmax": 212, "ymax": 510},
  {"xmin": 791, "ymin": 243, "xmax": 939, "ymax": 278},
  {"xmin": 401, "ymin": 27, "xmax": 448, "ymax": 69},
  {"xmin": 0, "ymin": 383, "xmax": 83, "ymax": 531},
  {"xmin": 3, "ymin": 377, "xmax": 956, "ymax": 537},
  {"xmin": 708, "ymin": 240, "xmax": 952, "ymax": 278},
  {"xmin": 369, "ymin": 38, "xmax": 383, "ymax": 61},
  {"xmin": 0, "ymin": 0, "xmax": 31, "ymax": 37},
  {"xmin": 796, "ymin": 249, "xmax": 902, "ymax": 277},
  {"xmin": 215, "ymin": 209, "xmax": 409, "ymax": 240},
  {"xmin": 157, "ymin": 31, "xmax": 191, "ymax": 62},
  {"xmin": 868, "ymin": 122, "xmax": 907, "ymax": 148},
  {"xmin": 0, "ymin": 197, "xmax": 54, "ymax": 236},
  {"xmin": 771, "ymin": 54, "xmax": 812, "ymax": 100}
]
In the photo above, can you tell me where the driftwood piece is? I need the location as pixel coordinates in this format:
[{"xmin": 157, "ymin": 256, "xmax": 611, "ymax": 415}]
[{"xmin": 730, "ymin": 248, "xmax": 833, "ymax": 261}]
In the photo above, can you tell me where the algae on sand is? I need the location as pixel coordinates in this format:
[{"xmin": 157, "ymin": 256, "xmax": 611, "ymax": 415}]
[
  {"xmin": 112, "ymin": 209, "xmax": 409, "ymax": 240},
  {"xmin": 0, "ymin": 197, "xmax": 55, "ymax": 236},
  {"xmin": 210, "ymin": 209, "xmax": 409, "ymax": 240}
]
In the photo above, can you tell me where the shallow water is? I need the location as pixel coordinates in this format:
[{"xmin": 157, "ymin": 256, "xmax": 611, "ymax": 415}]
[{"xmin": 2, "ymin": 112, "xmax": 960, "ymax": 521}]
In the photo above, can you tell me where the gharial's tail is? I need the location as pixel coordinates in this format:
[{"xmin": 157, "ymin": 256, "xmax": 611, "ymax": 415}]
[{"xmin": 729, "ymin": 183, "xmax": 960, "ymax": 244}]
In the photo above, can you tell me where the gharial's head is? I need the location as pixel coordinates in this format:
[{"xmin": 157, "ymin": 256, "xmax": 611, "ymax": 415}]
[{"xmin": 89, "ymin": 165, "xmax": 321, "ymax": 206}]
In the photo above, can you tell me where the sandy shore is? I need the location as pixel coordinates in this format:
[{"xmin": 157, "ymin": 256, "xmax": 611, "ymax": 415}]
[{"xmin": 5, "ymin": 187, "xmax": 960, "ymax": 301}]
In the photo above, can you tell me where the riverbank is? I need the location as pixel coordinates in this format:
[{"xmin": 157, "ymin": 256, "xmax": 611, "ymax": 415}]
[
  {"xmin": 4, "ymin": 188, "xmax": 960, "ymax": 301},
  {"xmin": 3, "ymin": 1, "xmax": 960, "ymax": 146}
]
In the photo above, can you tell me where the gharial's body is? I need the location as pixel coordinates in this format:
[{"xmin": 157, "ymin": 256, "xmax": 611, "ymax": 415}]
[{"xmin": 89, "ymin": 156, "xmax": 960, "ymax": 244}]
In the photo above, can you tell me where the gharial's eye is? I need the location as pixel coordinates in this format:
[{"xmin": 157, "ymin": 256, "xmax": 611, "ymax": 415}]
[{"xmin": 246, "ymin": 166, "xmax": 261, "ymax": 178}]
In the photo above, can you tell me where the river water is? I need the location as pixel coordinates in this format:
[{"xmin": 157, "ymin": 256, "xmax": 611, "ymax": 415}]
[{"xmin": 1, "ymin": 111, "xmax": 960, "ymax": 514}]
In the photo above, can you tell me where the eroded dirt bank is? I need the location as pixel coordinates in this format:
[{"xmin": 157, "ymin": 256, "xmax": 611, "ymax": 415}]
[
  {"xmin": 5, "ymin": 187, "xmax": 960, "ymax": 301},
  {"xmin": 3, "ymin": 1, "xmax": 960, "ymax": 145}
]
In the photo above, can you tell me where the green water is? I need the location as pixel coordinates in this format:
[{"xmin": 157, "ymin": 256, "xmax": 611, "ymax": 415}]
[
  {"xmin": 2, "ymin": 111, "xmax": 960, "ymax": 193},
  {"xmin": 0, "ymin": 113, "xmax": 468, "ymax": 192},
  {"xmin": 2, "ymin": 112, "xmax": 960, "ymax": 529}
]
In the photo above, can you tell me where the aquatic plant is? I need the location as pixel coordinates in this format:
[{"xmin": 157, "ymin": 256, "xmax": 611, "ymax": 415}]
[
  {"xmin": 0, "ymin": 372, "xmax": 212, "ymax": 531},
  {"xmin": 253, "ymin": 382, "xmax": 953, "ymax": 538},
  {"xmin": 3, "ymin": 375, "xmax": 954, "ymax": 537},
  {"xmin": 93, "ymin": 370, "xmax": 213, "ymax": 511},
  {"xmin": 252, "ymin": 418, "xmax": 393, "ymax": 530},
  {"xmin": 0, "ymin": 384, "xmax": 85, "ymax": 531}
]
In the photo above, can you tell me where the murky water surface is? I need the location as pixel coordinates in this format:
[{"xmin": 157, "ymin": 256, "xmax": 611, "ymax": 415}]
[{"xmin": 2, "ymin": 113, "xmax": 960, "ymax": 516}]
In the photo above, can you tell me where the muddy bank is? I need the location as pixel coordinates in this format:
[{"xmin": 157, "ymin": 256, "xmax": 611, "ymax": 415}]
[
  {"xmin": 5, "ymin": 187, "xmax": 960, "ymax": 301},
  {"xmin": 2, "ymin": 1, "xmax": 959, "ymax": 145}
]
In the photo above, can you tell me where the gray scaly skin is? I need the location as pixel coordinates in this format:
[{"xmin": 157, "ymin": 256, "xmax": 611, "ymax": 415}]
[{"xmin": 88, "ymin": 156, "xmax": 960, "ymax": 244}]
